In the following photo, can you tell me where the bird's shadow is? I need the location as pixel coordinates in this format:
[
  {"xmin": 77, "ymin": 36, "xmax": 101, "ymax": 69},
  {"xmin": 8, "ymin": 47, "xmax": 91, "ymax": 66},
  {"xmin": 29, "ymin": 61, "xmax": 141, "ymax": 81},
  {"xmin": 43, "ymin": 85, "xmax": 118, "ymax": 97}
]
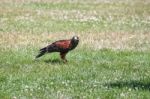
[
  {"xmin": 44, "ymin": 59, "xmax": 63, "ymax": 64},
  {"xmin": 104, "ymin": 80, "xmax": 150, "ymax": 91}
]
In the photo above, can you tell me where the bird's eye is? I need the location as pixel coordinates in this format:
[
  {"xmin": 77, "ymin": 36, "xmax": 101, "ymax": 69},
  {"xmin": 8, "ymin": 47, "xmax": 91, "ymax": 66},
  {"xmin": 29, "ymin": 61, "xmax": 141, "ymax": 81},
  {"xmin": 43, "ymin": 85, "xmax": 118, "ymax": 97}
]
[{"xmin": 74, "ymin": 37, "xmax": 78, "ymax": 40}]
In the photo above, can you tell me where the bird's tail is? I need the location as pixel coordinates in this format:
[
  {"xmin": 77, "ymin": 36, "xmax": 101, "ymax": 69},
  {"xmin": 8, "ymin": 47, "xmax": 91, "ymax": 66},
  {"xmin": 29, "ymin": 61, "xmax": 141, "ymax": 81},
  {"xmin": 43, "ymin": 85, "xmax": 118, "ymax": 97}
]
[{"xmin": 36, "ymin": 47, "xmax": 47, "ymax": 58}]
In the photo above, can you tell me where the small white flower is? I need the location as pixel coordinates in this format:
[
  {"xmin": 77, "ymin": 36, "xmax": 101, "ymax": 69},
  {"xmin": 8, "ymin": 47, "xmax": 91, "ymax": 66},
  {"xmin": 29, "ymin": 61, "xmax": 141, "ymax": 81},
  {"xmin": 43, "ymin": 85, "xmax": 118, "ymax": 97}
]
[
  {"xmin": 50, "ymin": 82, "xmax": 54, "ymax": 85},
  {"xmin": 120, "ymin": 92, "xmax": 125, "ymax": 97},
  {"xmin": 93, "ymin": 84, "xmax": 97, "ymax": 87},
  {"xmin": 62, "ymin": 81, "xmax": 65, "ymax": 84},
  {"xmin": 25, "ymin": 85, "xmax": 29, "ymax": 88},
  {"xmin": 12, "ymin": 96, "xmax": 17, "ymax": 99},
  {"xmin": 128, "ymin": 88, "xmax": 132, "ymax": 91}
]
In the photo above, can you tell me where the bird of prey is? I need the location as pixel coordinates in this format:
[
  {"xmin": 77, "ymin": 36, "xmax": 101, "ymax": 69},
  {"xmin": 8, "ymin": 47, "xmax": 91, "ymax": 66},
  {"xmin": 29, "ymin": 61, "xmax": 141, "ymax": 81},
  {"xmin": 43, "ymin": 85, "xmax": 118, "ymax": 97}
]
[{"xmin": 36, "ymin": 36, "xmax": 79, "ymax": 62}]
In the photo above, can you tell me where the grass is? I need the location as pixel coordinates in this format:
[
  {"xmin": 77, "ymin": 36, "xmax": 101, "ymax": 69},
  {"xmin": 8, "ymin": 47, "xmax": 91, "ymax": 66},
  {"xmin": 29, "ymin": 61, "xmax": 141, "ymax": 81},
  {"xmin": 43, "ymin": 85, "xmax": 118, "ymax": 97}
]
[
  {"xmin": 1, "ymin": 49, "xmax": 150, "ymax": 98},
  {"xmin": 0, "ymin": 0, "xmax": 150, "ymax": 99},
  {"xmin": 0, "ymin": 0, "xmax": 149, "ymax": 33}
]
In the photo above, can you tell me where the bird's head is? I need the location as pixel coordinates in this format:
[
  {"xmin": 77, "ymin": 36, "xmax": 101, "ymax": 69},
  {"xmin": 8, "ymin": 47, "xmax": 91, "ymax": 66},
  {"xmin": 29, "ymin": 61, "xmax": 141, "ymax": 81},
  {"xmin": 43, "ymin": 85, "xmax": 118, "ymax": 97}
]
[
  {"xmin": 72, "ymin": 36, "xmax": 79, "ymax": 42},
  {"xmin": 70, "ymin": 36, "xmax": 79, "ymax": 49}
]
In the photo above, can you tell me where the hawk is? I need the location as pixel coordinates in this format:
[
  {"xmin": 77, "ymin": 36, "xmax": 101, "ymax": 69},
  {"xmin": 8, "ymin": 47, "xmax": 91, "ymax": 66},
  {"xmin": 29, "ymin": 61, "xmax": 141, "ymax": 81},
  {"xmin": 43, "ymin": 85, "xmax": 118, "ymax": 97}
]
[{"xmin": 36, "ymin": 36, "xmax": 79, "ymax": 62}]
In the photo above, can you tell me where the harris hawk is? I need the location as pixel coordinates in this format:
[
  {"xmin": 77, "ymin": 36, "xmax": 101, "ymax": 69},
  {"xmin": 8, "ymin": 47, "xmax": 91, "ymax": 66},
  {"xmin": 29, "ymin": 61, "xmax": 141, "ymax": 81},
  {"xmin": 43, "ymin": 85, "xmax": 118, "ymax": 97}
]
[{"xmin": 36, "ymin": 36, "xmax": 79, "ymax": 62}]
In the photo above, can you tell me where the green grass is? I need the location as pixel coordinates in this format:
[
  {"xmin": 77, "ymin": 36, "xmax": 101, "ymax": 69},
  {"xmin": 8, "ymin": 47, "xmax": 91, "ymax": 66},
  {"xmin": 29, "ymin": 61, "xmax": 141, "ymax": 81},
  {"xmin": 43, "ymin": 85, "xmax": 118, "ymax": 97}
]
[
  {"xmin": 0, "ymin": 0, "xmax": 149, "ymax": 33},
  {"xmin": 0, "ymin": 0, "xmax": 150, "ymax": 99},
  {"xmin": 1, "ymin": 49, "xmax": 150, "ymax": 98}
]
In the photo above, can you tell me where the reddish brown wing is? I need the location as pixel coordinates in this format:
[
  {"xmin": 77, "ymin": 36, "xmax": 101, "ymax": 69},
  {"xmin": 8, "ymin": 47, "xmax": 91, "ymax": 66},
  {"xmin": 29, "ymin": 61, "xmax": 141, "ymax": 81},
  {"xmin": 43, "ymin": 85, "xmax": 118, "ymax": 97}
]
[{"xmin": 53, "ymin": 40, "xmax": 71, "ymax": 49}]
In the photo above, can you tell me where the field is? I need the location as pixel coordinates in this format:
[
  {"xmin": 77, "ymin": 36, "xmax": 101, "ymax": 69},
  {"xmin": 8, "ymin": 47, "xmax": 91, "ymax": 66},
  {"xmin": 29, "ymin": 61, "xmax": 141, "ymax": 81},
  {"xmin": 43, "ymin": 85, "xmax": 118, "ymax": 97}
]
[{"xmin": 0, "ymin": 0, "xmax": 150, "ymax": 98}]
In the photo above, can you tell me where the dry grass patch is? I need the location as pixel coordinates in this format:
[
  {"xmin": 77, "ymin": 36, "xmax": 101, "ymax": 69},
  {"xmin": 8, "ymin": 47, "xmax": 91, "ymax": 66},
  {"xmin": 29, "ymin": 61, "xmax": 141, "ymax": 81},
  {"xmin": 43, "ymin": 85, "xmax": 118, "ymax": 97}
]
[
  {"xmin": 1, "ymin": 32, "xmax": 150, "ymax": 51},
  {"xmin": 0, "ymin": 0, "xmax": 149, "ymax": 4},
  {"xmin": 48, "ymin": 32, "xmax": 150, "ymax": 51},
  {"xmin": 81, "ymin": 32, "xmax": 150, "ymax": 51},
  {"xmin": 0, "ymin": 32, "xmax": 48, "ymax": 50},
  {"xmin": 0, "ymin": 0, "xmax": 65, "ymax": 3}
]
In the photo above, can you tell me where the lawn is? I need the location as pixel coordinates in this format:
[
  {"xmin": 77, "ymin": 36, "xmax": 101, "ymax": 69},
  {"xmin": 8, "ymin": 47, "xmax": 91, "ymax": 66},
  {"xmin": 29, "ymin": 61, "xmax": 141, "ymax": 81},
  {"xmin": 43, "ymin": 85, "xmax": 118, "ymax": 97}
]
[{"xmin": 0, "ymin": 0, "xmax": 150, "ymax": 99}]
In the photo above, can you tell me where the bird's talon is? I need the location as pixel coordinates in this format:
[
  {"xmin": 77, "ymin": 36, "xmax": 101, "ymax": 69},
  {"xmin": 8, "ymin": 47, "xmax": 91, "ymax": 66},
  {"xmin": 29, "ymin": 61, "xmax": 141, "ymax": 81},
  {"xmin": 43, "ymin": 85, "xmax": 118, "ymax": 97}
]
[{"xmin": 62, "ymin": 59, "xmax": 67, "ymax": 63}]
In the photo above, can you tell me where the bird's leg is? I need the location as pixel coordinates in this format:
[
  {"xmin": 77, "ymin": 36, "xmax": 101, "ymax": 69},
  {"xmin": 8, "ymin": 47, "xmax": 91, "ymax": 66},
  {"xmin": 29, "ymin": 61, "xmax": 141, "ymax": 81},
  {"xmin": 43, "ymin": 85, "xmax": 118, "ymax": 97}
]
[{"xmin": 60, "ymin": 52, "xmax": 67, "ymax": 63}]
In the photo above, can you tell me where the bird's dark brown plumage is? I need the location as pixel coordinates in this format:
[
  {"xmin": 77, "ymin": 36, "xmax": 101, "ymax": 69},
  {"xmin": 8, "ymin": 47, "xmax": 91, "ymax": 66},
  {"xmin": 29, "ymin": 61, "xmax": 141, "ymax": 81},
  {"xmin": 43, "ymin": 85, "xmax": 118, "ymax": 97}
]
[{"xmin": 36, "ymin": 36, "xmax": 79, "ymax": 62}]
